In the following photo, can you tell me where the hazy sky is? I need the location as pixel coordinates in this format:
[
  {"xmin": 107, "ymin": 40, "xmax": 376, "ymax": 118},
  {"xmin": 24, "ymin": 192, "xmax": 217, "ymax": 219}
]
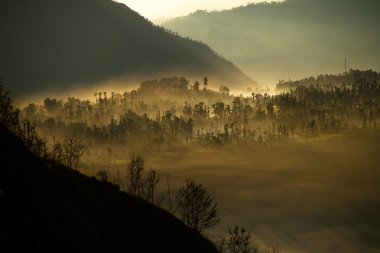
[{"xmin": 118, "ymin": 0, "xmax": 279, "ymax": 20}]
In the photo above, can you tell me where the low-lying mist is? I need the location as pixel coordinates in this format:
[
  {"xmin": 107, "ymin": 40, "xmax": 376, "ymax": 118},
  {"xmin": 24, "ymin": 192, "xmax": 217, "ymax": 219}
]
[
  {"xmin": 75, "ymin": 130, "xmax": 380, "ymax": 252},
  {"xmin": 144, "ymin": 132, "xmax": 380, "ymax": 253},
  {"xmin": 12, "ymin": 73, "xmax": 380, "ymax": 252}
]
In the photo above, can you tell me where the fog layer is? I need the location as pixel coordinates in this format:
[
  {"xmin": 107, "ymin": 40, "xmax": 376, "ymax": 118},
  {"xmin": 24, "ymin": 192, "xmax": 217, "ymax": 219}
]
[{"xmin": 151, "ymin": 133, "xmax": 380, "ymax": 253}]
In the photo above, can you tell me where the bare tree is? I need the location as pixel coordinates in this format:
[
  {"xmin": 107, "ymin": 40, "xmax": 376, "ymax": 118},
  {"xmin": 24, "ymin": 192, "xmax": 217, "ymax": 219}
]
[
  {"xmin": 143, "ymin": 168, "xmax": 159, "ymax": 203},
  {"xmin": 226, "ymin": 225, "xmax": 257, "ymax": 253},
  {"xmin": 96, "ymin": 169, "xmax": 110, "ymax": 183},
  {"xmin": 126, "ymin": 154, "xmax": 144, "ymax": 197},
  {"xmin": 20, "ymin": 120, "xmax": 48, "ymax": 158},
  {"xmin": 0, "ymin": 82, "xmax": 20, "ymax": 132},
  {"xmin": 63, "ymin": 136, "xmax": 86, "ymax": 169},
  {"xmin": 51, "ymin": 136, "xmax": 64, "ymax": 162},
  {"xmin": 175, "ymin": 180, "xmax": 220, "ymax": 232},
  {"xmin": 0, "ymin": 83, "xmax": 49, "ymax": 159},
  {"xmin": 165, "ymin": 176, "xmax": 176, "ymax": 213}
]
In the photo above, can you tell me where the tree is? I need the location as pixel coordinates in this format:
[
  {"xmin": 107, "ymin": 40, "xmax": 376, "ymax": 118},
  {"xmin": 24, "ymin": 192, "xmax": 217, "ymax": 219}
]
[
  {"xmin": 165, "ymin": 176, "xmax": 176, "ymax": 213},
  {"xmin": 175, "ymin": 180, "xmax": 220, "ymax": 232},
  {"xmin": 144, "ymin": 168, "xmax": 159, "ymax": 203},
  {"xmin": 193, "ymin": 81, "xmax": 200, "ymax": 91},
  {"xmin": 96, "ymin": 169, "xmax": 110, "ymax": 183},
  {"xmin": 203, "ymin": 77, "xmax": 208, "ymax": 90},
  {"xmin": 226, "ymin": 225, "xmax": 256, "ymax": 253},
  {"xmin": 43, "ymin": 98, "xmax": 62, "ymax": 114},
  {"xmin": 63, "ymin": 136, "xmax": 86, "ymax": 169},
  {"xmin": 0, "ymin": 82, "xmax": 20, "ymax": 132},
  {"xmin": 51, "ymin": 136, "xmax": 64, "ymax": 162},
  {"xmin": 179, "ymin": 77, "xmax": 189, "ymax": 90},
  {"xmin": 0, "ymin": 82, "xmax": 49, "ymax": 158},
  {"xmin": 219, "ymin": 85, "xmax": 230, "ymax": 96},
  {"xmin": 103, "ymin": 91, "xmax": 107, "ymax": 102},
  {"xmin": 127, "ymin": 154, "xmax": 145, "ymax": 197},
  {"xmin": 212, "ymin": 102, "xmax": 225, "ymax": 119},
  {"xmin": 20, "ymin": 120, "xmax": 48, "ymax": 158}
]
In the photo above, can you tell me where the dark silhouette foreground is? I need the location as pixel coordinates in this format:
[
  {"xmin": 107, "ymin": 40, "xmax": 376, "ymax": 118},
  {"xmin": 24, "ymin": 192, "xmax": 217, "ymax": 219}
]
[{"xmin": 0, "ymin": 124, "xmax": 219, "ymax": 253}]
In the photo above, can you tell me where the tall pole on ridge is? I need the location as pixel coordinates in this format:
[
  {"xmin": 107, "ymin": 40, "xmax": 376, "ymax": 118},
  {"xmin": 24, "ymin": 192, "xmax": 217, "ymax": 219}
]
[{"xmin": 345, "ymin": 57, "xmax": 347, "ymax": 74}]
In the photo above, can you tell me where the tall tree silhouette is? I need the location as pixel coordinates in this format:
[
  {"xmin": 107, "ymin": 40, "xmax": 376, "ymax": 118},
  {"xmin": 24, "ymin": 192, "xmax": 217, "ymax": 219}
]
[
  {"xmin": 127, "ymin": 154, "xmax": 145, "ymax": 197},
  {"xmin": 0, "ymin": 82, "xmax": 19, "ymax": 132}
]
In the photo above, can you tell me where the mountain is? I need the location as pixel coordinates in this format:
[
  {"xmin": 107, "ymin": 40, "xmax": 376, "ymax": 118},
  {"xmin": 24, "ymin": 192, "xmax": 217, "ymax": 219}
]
[
  {"xmin": 162, "ymin": 0, "xmax": 380, "ymax": 86},
  {"xmin": 0, "ymin": 124, "xmax": 219, "ymax": 253},
  {"xmin": 0, "ymin": 0, "xmax": 255, "ymax": 95}
]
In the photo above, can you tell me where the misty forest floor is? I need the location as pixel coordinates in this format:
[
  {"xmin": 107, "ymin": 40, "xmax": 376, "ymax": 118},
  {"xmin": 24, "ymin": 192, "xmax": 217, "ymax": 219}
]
[{"xmin": 146, "ymin": 130, "xmax": 380, "ymax": 253}]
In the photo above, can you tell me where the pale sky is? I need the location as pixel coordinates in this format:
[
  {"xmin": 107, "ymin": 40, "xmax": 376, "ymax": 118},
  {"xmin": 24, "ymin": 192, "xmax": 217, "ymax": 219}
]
[{"xmin": 117, "ymin": 0, "xmax": 278, "ymax": 21}]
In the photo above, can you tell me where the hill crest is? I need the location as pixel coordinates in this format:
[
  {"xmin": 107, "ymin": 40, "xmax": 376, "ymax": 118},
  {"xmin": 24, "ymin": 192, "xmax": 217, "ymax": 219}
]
[{"xmin": 0, "ymin": 0, "xmax": 256, "ymax": 95}]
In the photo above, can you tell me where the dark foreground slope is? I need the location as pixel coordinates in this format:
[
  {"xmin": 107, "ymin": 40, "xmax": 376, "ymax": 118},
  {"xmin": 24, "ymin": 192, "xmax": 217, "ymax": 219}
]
[
  {"xmin": 0, "ymin": 125, "xmax": 218, "ymax": 253},
  {"xmin": 0, "ymin": 0, "xmax": 254, "ymax": 94}
]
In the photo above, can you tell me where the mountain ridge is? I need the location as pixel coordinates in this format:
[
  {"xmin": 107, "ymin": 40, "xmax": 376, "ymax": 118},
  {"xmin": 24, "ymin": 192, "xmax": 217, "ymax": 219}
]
[
  {"xmin": 162, "ymin": 0, "xmax": 380, "ymax": 86},
  {"xmin": 0, "ymin": 0, "xmax": 256, "ymax": 95}
]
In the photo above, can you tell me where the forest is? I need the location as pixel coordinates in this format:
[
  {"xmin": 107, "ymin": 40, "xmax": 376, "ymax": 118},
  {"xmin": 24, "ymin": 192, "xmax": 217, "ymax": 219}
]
[
  {"xmin": 2, "ymin": 68, "xmax": 380, "ymax": 252},
  {"xmin": 1, "ymin": 76, "xmax": 281, "ymax": 252},
  {"xmin": 18, "ymin": 70, "xmax": 379, "ymax": 159},
  {"xmin": 1, "ymin": 0, "xmax": 379, "ymax": 252}
]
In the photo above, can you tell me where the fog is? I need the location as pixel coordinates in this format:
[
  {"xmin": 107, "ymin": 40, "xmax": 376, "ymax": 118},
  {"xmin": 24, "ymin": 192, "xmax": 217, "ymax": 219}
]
[
  {"xmin": 75, "ymin": 129, "xmax": 380, "ymax": 252},
  {"xmin": 2, "ymin": 0, "xmax": 380, "ymax": 252},
  {"xmin": 117, "ymin": 0, "xmax": 282, "ymax": 20},
  {"xmin": 146, "ymin": 133, "xmax": 380, "ymax": 253},
  {"xmin": 15, "ymin": 73, "xmax": 380, "ymax": 252}
]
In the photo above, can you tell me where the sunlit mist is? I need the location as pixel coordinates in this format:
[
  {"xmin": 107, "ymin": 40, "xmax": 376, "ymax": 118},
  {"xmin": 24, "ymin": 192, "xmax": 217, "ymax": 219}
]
[
  {"xmin": 117, "ymin": 0, "xmax": 283, "ymax": 20},
  {"xmin": 1, "ymin": 0, "xmax": 379, "ymax": 253}
]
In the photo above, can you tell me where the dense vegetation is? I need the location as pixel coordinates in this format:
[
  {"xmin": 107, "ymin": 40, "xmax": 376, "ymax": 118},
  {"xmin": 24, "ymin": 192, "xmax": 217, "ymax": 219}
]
[
  {"xmin": 20, "ymin": 72, "xmax": 379, "ymax": 162},
  {"xmin": 276, "ymin": 69, "xmax": 380, "ymax": 91},
  {"xmin": 0, "ymin": 79, "xmax": 276, "ymax": 252},
  {"xmin": 0, "ymin": 80, "xmax": 227, "ymax": 253},
  {"xmin": 2, "ymin": 0, "xmax": 379, "ymax": 252},
  {"xmin": 2, "ymin": 68, "xmax": 379, "ymax": 252},
  {"xmin": 162, "ymin": 0, "xmax": 380, "ymax": 85}
]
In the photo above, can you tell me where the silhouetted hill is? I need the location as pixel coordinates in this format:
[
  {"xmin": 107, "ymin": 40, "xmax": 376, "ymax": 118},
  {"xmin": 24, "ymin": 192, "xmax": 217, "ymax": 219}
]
[
  {"xmin": 0, "ymin": 0, "xmax": 255, "ymax": 95},
  {"xmin": 162, "ymin": 0, "xmax": 380, "ymax": 86},
  {"xmin": 0, "ymin": 124, "xmax": 219, "ymax": 253}
]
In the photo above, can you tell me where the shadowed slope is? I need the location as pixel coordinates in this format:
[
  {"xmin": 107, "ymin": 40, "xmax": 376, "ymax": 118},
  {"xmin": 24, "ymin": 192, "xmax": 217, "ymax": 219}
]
[
  {"xmin": 0, "ymin": 124, "xmax": 219, "ymax": 253},
  {"xmin": 0, "ymin": 0, "xmax": 255, "ymax": 94}
]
